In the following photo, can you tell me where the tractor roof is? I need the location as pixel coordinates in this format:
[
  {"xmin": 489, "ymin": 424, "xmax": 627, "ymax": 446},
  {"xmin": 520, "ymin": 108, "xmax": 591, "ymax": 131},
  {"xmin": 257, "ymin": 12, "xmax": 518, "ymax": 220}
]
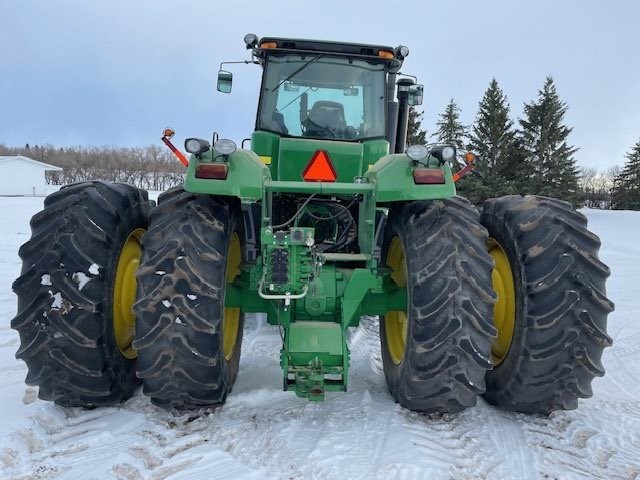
[{"xmin": 253, "ymin": 36, "xmax": 405, "ymax": 69}]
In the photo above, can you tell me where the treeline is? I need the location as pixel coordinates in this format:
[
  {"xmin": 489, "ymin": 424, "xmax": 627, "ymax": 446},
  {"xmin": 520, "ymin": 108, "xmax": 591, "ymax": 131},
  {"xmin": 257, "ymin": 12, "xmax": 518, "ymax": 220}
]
[
  {"xmin": 611, "ymin": 140, "xmax": 640, "ymax": 210},
  {"xmin": 409, "ymin": 76, "xmax": 639, "ymax": 209},
  {"xmin": 579, "ymin": 166, "xmax": 621, "ymax": 209},
  {"xmin": 0, "ymin": 143, "xmax": 186, "ymax": 191}
]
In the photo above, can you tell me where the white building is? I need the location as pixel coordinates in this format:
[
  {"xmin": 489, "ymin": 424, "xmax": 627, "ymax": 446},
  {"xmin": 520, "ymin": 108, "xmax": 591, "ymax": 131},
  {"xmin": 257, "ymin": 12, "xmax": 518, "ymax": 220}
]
[{"xmin": 0, "ymin": 156, "xmax": 63, "ymax": 196}]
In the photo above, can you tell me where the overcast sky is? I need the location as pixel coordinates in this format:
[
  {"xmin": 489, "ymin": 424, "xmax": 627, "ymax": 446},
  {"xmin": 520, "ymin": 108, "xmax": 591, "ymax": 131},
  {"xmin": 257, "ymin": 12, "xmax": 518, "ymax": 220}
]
[{"xmin": 1, "ymin": 0, "xmax": 638, "ymax": 170}]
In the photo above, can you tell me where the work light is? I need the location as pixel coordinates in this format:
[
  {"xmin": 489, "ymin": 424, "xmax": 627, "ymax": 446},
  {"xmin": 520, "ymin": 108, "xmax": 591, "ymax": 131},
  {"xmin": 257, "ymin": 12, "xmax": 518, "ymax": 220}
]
[
  {"xmin": 214, "ymin": 139, "xmax": 237, "ymax": 156},
  {"xmin": 244, "ymin": 33, "xmax": 259, "ymax": 48},
  {"xmin": 185, "ymin": 138, "xmax": 210, "ymax": 155},
  {"xmin": 406, "ymin": 144, "xmax": 429, "ymax": 161},
  {"xmin": 396, "ymin": 45, "xmax": 410, "ymax": 58},
  {"xmin": 428, "ymin": 145, "xmax": 456, "ymax": 164},
  {"xmin": 441, "ymin": 146, "xmax": 455, "ymax": 161}
]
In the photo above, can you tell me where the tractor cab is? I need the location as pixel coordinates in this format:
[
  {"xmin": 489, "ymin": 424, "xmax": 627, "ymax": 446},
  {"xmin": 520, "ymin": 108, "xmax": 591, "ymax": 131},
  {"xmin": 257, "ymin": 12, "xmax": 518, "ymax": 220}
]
[
  {"xmin": 256, "ymin": 53, "xmax": 386, "ymax": 141},
  {"xmin": 217, "ymin": 35, "xmax": 423, "ymax": 181}
]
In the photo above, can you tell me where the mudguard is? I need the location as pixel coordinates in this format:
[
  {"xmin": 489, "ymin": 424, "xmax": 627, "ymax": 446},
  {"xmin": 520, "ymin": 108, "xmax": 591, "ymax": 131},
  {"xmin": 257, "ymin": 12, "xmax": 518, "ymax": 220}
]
[
  {"xmin": 184, "ymin": 149, "xmax": 271, "ymax": 200},
  {"xmin": 365, "ymin": 153, "xmax": 456, "ymax": 202}
]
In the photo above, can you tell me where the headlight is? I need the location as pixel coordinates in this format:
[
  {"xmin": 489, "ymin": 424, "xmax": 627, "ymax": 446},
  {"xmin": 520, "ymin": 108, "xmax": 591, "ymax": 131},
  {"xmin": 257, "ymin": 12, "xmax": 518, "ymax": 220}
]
[
  {"xmin": 214, "ymin": 139, "xmax": 237, "ymax": 156},
  {"xmin": 441, "ymin": 146, "xmax": 455, "ymax": 162},
  {"xmin": 406, "ymin": 144, "xmax": 429, "ymax": 161},
  {"xmin": 429, "ymin": 145, "xmax": 456, "ymax": 164},
  {"xmin": 244, "ymin": 33, "xmax": 259, "ymax": 48},
  {"xmin": 396, "ymin": 45, "xmax": 410, "ymax": 59},
  {"xmin": 185, "ymin": 138, "xmax": 210, "ymax": 155}
]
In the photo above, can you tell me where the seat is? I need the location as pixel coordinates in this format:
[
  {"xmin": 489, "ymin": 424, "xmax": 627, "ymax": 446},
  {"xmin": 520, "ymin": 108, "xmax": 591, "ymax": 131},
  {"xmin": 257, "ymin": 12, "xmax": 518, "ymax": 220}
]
[{"xmin": 307, "ymin": 101, "xmax": 347, "ymax": 132}]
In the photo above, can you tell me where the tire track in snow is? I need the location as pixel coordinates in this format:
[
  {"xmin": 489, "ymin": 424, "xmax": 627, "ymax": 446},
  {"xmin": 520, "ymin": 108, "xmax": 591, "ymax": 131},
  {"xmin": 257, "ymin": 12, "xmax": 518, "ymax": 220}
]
[
  {"xmin": 349, "ymin": 317, "xmax": 505, "ymax": 479},
  {"xmin": 3, "ymin": 405, "xmax": 114, "ymax": 479},
  {"xmin": 521, "ymin": 406, "xmax": 640, "ymax": 479},
  {"xmin": 399, "ymin": 407, "xmax": 511, "ymax": 479},
  {"xmin": 2, "ymin": 310, "xmax": 640, "ymax": 480},
  {"xmin": 3, "ymin": 396, "xmax": 263, "ymax": 480}
]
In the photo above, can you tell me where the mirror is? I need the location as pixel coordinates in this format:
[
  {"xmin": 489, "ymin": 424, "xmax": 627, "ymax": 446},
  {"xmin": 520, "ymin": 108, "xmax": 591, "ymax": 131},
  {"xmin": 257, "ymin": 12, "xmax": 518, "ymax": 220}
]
[
  {"xmin": 284, "ymin": 82, "xmax": 299, "ymax": 92},
  {"xmin": 217, "ymin": 70, "xmax": 233, "ymax": 93},
  {"xmin": 407, "ymin": 84, "xmax": 424, "ymax": 106},
  {"xmin": 343, "ymin": 87, "xmax": 359, "ymax": 96}
]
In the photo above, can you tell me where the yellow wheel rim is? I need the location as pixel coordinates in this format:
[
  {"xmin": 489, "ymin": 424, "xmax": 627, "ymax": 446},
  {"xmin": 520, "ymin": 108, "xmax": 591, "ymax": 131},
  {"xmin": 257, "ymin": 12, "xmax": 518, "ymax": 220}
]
[
  {"xmin": 488, "ymin": 238, "xmax": 516, "ymax": 365},
  {"xmin": 113, "ymin": 228, "xmax": 145, "ymax": 359},
  {"xmin": 385, "ymin": 236, "xmax": 408, "ymax": 365},
  {"xmin": 223, "ymin": 232, "xmax": 242, "ymax": 361}
]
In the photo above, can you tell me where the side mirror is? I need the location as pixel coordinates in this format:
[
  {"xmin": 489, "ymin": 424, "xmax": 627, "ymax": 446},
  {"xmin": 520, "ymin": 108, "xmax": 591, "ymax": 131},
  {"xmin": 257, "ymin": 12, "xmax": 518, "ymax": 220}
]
[
  {"xmin": 407, "ymin": 84, "xmax": 424, "ymax": 106},
  {"xmin": 217, "ymin": 70, "xmax": 233, "ymax": 93}
]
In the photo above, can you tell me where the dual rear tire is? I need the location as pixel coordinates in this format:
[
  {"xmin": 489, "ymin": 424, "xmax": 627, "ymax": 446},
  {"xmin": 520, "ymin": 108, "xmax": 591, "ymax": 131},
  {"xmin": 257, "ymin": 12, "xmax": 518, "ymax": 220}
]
[
  {"xmin": 480, "ymin": 196, "xmax": 614, "ymax": 412},
  {"xmin": 132, "ymin": 187, "xmax": 244, "ymax": 409},
  {"xmin": 11, "ymin": 183, "xmax": 243, "ymax": 409},
  {"xmin": 11, "ymin": 182, "xmax": 149, "ymax": 407},
  {"xmin": 380, "ymin": 197, "xmax": 497, "ymax": 413},
  {"xmin": 380, "ymin": 195, "xmax": 613, "ymax": 413}
]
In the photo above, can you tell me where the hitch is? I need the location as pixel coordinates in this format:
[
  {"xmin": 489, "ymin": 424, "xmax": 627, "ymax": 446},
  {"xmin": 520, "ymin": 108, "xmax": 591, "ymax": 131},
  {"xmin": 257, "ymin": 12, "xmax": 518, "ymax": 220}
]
[
  {"xmin": 286, "ymin": 358, "xmax": 346, "ymax": 401},
  {"xmin": 291, "ymin": 359, "xmax": 327, "ymax": 401}
]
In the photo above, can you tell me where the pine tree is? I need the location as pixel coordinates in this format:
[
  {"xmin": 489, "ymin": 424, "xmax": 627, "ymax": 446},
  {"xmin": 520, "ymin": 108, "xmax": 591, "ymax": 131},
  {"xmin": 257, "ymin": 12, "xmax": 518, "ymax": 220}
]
[
  {"xmin": 457, "ymin": 79, "xmax": 518, "ymax": 203},
  {"xmin": 612, "ymin": 139, "xmax": 640, "ymax": 210},
  {"xmin": 406, "ymin": 106, "xmax": 427, "ymax": 146},
  {"xmin": 519, "ymin": 77, "xmax": 580, "ymax": 205},
  {"xmin": 433, "ymin": 99, "xmax": 468, "ymax": 170}
]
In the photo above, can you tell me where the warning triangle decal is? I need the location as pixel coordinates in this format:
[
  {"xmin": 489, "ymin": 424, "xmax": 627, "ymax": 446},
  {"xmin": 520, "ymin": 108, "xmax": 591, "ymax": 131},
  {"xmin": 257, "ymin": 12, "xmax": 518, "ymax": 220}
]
[{"xmin": 302, "ymin": 150, "xmax": 337, "ymax": 182}]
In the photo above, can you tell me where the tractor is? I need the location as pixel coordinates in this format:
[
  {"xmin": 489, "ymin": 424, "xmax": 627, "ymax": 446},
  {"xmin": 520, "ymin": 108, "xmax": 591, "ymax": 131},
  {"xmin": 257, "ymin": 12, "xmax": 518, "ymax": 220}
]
[{"xmin": 12, "ymin": 34, "xmax": 614, "ymax": 413}]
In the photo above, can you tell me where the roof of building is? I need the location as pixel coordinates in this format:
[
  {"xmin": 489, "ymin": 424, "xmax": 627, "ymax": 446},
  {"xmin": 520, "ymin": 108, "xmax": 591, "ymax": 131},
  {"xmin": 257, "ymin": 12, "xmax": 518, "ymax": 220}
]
[{"xmin": 0, "ymin": 155, "xmax": 63, "ymax": 171}]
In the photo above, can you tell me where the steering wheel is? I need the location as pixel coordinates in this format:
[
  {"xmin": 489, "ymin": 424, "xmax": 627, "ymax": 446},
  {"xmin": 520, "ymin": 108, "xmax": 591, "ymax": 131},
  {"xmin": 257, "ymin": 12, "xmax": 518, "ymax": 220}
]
[{"xmin": 302, "ymin": 117, "xmax": 336, "ymax": 138}]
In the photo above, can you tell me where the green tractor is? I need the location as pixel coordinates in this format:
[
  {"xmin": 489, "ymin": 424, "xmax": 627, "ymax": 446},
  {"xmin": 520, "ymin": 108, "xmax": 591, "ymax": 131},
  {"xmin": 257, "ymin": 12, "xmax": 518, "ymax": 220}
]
[{"xmin": 12, "ymin": 35, "xmax": 614, "ymax": 414}]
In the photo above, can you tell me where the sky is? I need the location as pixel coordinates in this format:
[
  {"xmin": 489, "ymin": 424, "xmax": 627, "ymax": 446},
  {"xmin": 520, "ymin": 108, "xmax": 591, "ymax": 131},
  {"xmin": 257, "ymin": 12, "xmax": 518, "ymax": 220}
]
[{"xmin": 1, "ymin": 0, "xmax": 639, "ymax": 171}]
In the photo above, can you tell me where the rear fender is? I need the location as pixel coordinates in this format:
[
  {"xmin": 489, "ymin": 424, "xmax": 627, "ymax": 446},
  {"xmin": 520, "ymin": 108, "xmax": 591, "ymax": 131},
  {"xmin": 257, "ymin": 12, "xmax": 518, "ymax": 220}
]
[
  {"xmin": 365, "ymin": 153, "xmax": 456, "ymax": 202},
  {"xmin": 184, "ymin": 149, "xmax": 271, "ymax": 201}
]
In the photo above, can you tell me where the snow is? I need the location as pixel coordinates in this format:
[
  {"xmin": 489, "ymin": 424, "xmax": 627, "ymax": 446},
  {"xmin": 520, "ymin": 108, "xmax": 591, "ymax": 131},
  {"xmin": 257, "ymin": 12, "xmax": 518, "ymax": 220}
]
[
  {"xmin": 71, "ymin": 272, "xmax": 91, "ymax": 291},
  {"xmin": 1, "ymin": 199, "xmax": 639, "ymax": 479},
  {"xmin": 49, "ymin": 291, "xmax": 63, "ymax": 310},
  {"xmin": 40, "ymin": 274, "xmax": 51, "ymax": 286},
  {"xmin": 162, "ymin": 300, "xmax": 171, "ymax": 308},
  {"xmin": 88, "ymin": 263, "xmax": 100, "ymax": 276}
]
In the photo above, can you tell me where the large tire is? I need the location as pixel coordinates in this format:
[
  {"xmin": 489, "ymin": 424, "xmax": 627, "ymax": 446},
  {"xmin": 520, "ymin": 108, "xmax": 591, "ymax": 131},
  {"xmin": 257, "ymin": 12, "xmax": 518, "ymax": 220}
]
[
  {"xmin": 133, "ymin": 188, "xmax": 244, "ymax": 409},
  {"xmin": 11, "ymin": 182, "xmax": 150, "ymax": 407},
  {"xmin": 481, "ymin": 195, "xmax": 614, "ymax": 413},
  {"xmin": 380, "ymin": 197, "xmax": 497, "ymax": 413}
]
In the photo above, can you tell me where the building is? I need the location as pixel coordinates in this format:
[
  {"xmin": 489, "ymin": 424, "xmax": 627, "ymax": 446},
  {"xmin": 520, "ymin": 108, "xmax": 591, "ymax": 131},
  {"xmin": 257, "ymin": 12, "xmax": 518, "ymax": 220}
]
[{"xmin": 0, "ymin": 155, "xmax": 63, "ymax": 196}]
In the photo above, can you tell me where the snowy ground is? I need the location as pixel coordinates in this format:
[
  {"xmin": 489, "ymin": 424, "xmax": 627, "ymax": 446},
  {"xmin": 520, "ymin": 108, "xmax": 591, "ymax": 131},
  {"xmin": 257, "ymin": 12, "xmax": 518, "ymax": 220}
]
[{"xmin": 0, "ymin": 196, "xmax": 639, "ymax": 480}]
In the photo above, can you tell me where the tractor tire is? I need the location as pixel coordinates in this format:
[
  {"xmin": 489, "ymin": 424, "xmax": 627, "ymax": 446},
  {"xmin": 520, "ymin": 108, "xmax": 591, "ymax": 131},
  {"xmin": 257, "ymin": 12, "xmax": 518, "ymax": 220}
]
[
  {"xmin": 133, "ymin": 188, "xmax": 244, "ymax": 409},
  {"xmin": 11, "ymin": 182, "xmax": 150, "ymax": 407},
  {"xmin": 480, "ymin": 195, "xmax": 614, "ymax": 413},
  {"xmin": 380, "ymin": 197, "xmax": 497, "ymax": 413}
]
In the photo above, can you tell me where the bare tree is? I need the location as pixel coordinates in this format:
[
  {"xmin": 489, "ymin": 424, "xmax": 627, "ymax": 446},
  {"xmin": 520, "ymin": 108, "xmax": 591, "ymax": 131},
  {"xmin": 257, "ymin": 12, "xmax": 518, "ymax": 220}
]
[{"xmin": 0, "ymin": 143, "xmax": 186, "ymax": 191}]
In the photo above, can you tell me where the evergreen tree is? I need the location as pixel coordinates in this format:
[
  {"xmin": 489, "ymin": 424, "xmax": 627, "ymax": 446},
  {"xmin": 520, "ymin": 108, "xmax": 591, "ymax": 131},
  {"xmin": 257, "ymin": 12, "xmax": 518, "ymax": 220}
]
[
  {"xmin": 406, "ymin": 106, "xmax": 427, "ymax": 146},
  {"xmin": 612, "ymin": 139, "xmax": 640, "ymax": 210},
  {"xmin": 433, "ymin": 99, "xmax": 468, "ymax": 170},
  {"xmin": 519, "ymin": 76, "xmax": 580, "ymax": 205},
  {"xmin": 457, "ymin": 79, "xmax": 519, "ymax": 203}
]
